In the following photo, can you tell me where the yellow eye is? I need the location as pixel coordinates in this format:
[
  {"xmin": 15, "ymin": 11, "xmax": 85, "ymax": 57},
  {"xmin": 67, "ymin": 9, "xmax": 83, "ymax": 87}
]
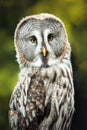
[
  {"xmin": 30, "ymin": 36, "xmax": 37, "ymax": 43},
  {"xmin": 48, "ymin": 34, "xmax": 54, "ymax": 42}
]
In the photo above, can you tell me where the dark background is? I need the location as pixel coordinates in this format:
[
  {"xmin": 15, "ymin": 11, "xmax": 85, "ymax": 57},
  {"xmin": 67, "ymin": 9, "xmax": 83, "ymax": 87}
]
[{"xmin": 0, "ymin": 0, "xmax": 87, "ymax": 130}]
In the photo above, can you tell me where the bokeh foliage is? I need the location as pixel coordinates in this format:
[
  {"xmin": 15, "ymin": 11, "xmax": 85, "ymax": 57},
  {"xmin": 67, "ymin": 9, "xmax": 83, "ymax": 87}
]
[{"xmin": 0, "ymin": 0, "xmax": 87, "ymax": 130}]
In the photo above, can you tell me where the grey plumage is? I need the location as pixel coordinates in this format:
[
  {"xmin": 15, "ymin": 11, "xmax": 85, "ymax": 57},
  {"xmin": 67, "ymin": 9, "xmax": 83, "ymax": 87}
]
[{"xmin": 9, "ymin": 13, "xmax": 74, "ymax": 130}]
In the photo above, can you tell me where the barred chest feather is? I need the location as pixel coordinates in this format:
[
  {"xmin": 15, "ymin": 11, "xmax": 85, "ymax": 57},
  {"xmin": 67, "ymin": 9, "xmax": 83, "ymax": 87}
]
[{"xmin": 9, "ymin": 64, "xmax": 74, "ymax": 130}]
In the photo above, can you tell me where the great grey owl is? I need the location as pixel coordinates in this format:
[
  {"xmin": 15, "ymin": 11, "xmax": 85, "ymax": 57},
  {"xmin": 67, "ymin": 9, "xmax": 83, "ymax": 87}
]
[{"xmin": 9, "ymin": 13, "xmax": 74, "ymax": 130}]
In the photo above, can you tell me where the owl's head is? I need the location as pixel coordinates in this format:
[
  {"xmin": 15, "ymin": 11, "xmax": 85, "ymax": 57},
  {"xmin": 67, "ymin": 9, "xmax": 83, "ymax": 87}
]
[{"xmin": 14, "ymin": 13, "xmax": 71, "ymax": 68}]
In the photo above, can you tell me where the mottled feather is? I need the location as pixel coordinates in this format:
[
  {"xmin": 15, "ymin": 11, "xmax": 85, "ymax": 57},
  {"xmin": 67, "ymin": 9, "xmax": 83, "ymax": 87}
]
[{"xmin": 9, "ymin": 13, "xmax": 74, "ymax": 130}]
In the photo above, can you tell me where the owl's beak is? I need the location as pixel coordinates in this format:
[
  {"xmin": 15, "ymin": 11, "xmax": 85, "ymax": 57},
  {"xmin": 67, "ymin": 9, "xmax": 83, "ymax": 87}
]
[{"xmin": 42, "ymin": 47, "xmax": 47, "ymax": 57}]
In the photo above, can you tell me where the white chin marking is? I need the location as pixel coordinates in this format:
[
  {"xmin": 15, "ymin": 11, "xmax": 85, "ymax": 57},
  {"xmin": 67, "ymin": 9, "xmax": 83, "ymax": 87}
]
[
  {"xmin": 31, "ymin": 58, "xmax": 42, "ymax": 67},
  {"xmin": 48, "ymin": 58, "xmax": 59, "ymax": 66},
  {"xmin": 31, "ymin": 57, "xmax": 59, "ymax": 67}
]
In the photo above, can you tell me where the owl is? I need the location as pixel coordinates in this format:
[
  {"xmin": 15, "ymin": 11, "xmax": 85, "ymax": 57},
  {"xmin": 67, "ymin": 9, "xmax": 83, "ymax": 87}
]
[{"xmin": 9, "ymin": 13, "xmax": 74, "ymax": 130}]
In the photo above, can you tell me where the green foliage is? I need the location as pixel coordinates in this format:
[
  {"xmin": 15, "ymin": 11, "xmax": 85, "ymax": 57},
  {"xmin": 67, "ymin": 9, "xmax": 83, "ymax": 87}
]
[
  {"xmin": 0, "ymin": 29, "xmax": 19, "ymax": 130},
  {"xmin": 0, "ymin": 30, "xmax": 19, "ymax": 95},
  {"xmin": 0, "ymin": 0, "xmax": 87, "ymax": 130}
]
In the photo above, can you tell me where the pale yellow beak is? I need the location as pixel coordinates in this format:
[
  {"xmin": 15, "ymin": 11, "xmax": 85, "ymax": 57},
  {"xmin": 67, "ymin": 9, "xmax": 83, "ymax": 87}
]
[{"xmin": 42, "ymin": 47, "xmax": 47, "ymax": 57}]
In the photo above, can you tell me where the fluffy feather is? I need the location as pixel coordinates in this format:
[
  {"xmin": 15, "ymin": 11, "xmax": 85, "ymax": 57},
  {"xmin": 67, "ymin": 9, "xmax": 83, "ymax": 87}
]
[{"xmin": 9, "ymin": 13, "xmax": 74, "ymax": 130}]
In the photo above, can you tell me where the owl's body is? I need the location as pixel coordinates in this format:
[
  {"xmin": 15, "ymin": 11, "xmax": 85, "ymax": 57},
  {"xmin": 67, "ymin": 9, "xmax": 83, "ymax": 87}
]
[{"xmin": 9, "ymin": 13, "xmax": 74, "ymax": 130}]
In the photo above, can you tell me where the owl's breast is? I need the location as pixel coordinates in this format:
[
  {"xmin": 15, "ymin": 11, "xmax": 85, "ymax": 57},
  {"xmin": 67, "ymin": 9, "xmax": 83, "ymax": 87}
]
[
  {"xmin": 24, "ymin": 73, "xmax": 46, "ymax": 126},
  {"xmin": 9, "ymin": 68, "xmax": 47, "ymax": 129},
  {"xmin": 28, "ymin": 75, "xmax": 46, "ymax": 110}
]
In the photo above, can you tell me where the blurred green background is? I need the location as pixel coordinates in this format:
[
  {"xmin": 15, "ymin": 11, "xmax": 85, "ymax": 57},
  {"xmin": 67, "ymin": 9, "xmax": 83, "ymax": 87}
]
[{"xmin": 0, "ymin": 0, "xmax": 87, "ymax": 130}]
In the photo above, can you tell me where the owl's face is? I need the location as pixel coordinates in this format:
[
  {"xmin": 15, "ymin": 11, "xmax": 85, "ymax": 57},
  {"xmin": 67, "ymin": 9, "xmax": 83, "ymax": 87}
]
[{"xmin": 15, "ymin": 13, "xmax": 68, "ymax": 68}]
